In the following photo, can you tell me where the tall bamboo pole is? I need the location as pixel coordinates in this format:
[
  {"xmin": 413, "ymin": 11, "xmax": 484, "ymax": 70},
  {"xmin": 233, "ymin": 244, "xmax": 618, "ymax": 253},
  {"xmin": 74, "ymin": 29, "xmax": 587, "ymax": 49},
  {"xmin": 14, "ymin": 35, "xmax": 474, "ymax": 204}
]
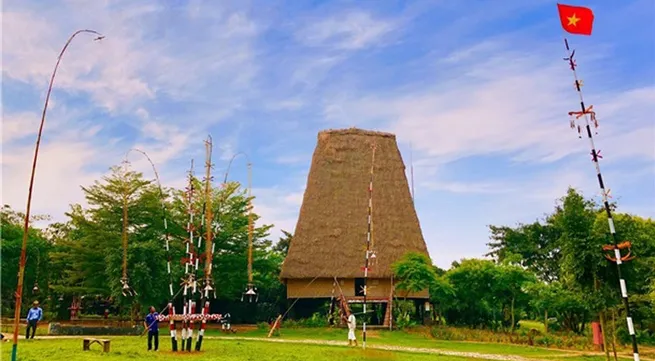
[{"xmin": 11, "ymin": 29, "xmax": 104, "ymax": 361}]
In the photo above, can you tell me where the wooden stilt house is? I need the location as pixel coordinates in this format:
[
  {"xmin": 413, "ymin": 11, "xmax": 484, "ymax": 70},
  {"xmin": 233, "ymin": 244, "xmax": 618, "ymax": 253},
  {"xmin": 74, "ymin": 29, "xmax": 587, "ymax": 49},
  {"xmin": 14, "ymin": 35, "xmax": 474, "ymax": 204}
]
[{"xmin": 280, "ymin": 128, "xmax": 431, "ymax": 327}]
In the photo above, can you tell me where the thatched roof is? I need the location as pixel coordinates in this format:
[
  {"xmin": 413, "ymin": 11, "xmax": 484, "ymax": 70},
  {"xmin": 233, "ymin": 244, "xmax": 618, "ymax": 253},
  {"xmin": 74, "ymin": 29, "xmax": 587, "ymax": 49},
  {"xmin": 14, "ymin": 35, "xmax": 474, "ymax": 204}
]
[{"xmin": 280, "ymin": 127, "xmax": 431, "ymax": 279}]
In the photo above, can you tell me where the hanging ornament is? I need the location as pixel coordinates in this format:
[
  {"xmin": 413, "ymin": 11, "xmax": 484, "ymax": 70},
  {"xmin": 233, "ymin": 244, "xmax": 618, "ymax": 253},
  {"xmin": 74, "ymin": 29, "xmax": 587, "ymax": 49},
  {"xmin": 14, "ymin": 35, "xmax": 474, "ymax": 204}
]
[
  {"xmin": 241, "ymin": 284, "xmax": 258, "ymax": 303},
  {"xmin": 32, "ymin": 249, "xmax": 41, "ymax": 294}
]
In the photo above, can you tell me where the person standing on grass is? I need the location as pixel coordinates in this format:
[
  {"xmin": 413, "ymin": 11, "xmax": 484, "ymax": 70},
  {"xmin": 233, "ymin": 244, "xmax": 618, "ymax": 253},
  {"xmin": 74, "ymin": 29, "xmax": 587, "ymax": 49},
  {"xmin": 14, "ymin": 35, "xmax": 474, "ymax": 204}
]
[
  {"xmin": 347, "ymin": 311, "xmax": 357, "ymax": 346},
  {"xmin": 144, "ymin": 306, "xmax": 159, "ymax": 351},
  {"xmin": 26, "ymin": 300, "xmax": 42, "ymax": 339}
]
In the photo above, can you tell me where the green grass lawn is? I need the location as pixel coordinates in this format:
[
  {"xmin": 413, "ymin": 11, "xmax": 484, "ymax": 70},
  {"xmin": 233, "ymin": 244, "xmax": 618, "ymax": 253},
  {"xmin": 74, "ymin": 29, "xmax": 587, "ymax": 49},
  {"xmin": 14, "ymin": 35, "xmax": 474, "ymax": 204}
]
[
  {"xmin": 209, "ymin": 327, "xmax": 566, "ymax": 357},
  {"xmin": 1, "ymin": 325, "xmax": 643, "ymax": 361},
  {"xmin": 0, "ymin": 337, "xmax": 475, "ymax": 361}
]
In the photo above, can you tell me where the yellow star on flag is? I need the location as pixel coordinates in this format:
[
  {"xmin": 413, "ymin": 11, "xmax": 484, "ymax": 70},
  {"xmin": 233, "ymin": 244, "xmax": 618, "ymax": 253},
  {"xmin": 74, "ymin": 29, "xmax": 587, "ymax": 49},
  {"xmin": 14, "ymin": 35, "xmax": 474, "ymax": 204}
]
[{"xmin": 567, "ymin": 13, "xmax": 580, "ymax": 26}]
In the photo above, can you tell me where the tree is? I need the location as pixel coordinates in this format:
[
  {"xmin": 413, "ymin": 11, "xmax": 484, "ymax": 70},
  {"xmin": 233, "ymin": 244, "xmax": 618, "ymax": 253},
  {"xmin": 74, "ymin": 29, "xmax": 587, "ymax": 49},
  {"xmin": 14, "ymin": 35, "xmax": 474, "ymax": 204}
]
[
  {"xmin": 445, "ymin": 259, "xmax": 498, "ymax": 329},
  {"xmin": 493, "ymin": 262, "xmax": 536, "ymax": 332},
  {"xmin": 487, "ymin": 222, "xmax": 561, "ymax": 283},
  {"xmin": 49, "ymin": 166, "xmax": 175, "ymax": 312},
  {"xmin": 1, "ymin": 205, "xmax": 53, "ymax": 315},
  {"xmin": 392, "ymin": 252, "xmax": 438, "ymax": 299},
  {"xmin": 45, "ymin": 167, "xmax": 282, "ymax": 322},
  {"xmin": 487, "ymin": 187, "xmax": 655, "ymax": 337},
  {"xmin": 429, "ymin": 275, "xmax": 455, "ymax": 324},
  {"xmin": 525, "ymin": 281, "xmax": 590, "ymax": 334},
  {"xmin": 273, "ymin": 230, "xmax": 292, "ymax": 256}
]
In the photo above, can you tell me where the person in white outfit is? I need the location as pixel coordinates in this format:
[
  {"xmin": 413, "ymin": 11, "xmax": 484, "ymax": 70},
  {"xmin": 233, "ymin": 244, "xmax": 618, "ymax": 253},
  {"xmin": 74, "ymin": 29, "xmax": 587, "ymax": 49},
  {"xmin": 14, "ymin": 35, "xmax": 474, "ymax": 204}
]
[{"xmin": 347, "ymin": 312, "xmax": 357, "ymax": 346}]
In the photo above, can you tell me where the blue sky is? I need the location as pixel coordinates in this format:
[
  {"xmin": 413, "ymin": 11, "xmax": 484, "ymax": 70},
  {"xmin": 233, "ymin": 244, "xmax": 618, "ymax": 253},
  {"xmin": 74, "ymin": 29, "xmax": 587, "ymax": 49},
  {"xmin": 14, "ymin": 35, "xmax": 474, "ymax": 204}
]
[{"xmin": 2, "ymin": 0, "xmax": 654, "ymax": 268}]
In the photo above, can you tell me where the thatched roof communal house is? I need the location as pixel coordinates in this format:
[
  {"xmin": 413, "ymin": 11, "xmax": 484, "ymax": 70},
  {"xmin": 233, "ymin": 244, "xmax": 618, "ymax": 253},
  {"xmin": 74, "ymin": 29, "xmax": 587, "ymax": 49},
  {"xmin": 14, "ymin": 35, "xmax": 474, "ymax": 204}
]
[{"xmin": 280, "ymin": 128, "xmax": 431, "ymax": 326}]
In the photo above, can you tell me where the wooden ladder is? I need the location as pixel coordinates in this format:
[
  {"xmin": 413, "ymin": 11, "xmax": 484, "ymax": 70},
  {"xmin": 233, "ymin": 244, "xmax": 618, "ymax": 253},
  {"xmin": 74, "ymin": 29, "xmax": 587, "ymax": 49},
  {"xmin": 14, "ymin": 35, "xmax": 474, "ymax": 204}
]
[
  {"xmin": 383, "ymin": 279, "xmax": 394, "ymax": 328},
  {"xmin": 333, "ymin": 278, "xmax": 351, "ymax": 325}
]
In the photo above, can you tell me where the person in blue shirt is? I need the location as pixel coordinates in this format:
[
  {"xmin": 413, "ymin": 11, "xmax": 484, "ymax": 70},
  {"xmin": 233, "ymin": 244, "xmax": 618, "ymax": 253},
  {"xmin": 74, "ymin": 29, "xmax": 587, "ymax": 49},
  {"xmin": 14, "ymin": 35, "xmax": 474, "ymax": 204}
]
[
  {"xmin": 143, "ymin": 306, "xmax": 159, "ymax": 351},
  {"xmin": 26, "ymin": 300, "xmax": 42, "ymax": 339}
]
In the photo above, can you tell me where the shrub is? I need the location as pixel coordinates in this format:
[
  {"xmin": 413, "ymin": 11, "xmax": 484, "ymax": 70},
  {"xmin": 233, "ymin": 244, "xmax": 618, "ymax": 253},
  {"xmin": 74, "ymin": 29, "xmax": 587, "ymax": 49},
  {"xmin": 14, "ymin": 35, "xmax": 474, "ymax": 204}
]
[
  {"xmin": 48, "ymin": 323, "xmax": 144, "ymax": 336},
  {"xmin": 429, "ymin": 325, "xmax": 595, "ymax": 350},
  {"xmin": 283, "ymin": 313, "xmax": 328, "ymax": 328}
]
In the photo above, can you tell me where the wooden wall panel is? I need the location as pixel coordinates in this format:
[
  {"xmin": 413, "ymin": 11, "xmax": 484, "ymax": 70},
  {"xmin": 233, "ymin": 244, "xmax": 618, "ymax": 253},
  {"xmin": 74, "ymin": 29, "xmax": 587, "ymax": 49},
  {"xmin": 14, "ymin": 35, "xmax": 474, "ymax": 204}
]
[{"xmin": 285, "ymin": 278, "xmax": 428, "ymax": 299}]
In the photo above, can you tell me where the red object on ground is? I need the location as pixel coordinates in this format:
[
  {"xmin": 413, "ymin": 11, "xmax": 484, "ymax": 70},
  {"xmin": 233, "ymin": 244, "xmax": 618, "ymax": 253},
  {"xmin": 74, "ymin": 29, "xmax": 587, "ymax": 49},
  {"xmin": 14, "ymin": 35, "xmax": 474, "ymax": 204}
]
[
  {"xmin": 557, "ymin": 3, "xmax": 594, "ymax": 35},
  {"xmin": 591, "ymin": 322, "xmax": 603, "ymax": 347}
]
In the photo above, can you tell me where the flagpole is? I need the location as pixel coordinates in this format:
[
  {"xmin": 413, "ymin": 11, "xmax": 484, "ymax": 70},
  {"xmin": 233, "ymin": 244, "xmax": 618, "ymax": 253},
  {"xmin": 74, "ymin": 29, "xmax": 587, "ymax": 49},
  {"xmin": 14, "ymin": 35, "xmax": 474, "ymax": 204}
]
[{"xmin": 562, "ymin": 36, "xmax": 640, "ymax": 361}]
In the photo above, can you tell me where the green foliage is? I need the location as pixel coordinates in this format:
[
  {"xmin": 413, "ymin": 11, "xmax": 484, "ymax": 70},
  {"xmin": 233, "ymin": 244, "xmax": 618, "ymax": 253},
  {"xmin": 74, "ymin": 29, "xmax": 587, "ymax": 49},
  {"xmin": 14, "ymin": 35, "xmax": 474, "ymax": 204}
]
[
  {"xmin": 0, "ymin": 205, "xmax": 52, "ymax": 315},
  {"xmin": 393, "ymin": 300, "xmax": 419, "ymax": 329},
  {"xmin": 283, "ymin": 312, "xmax": 329, "ymax": 328},
  {"xmin": 47, "ymin": 323, "xmax": 144, "ymax": 335},
  {"xmin": 273, "ymin": 230, "xmax": 292, "ymax": 256},
  {"xmin": 5, "ymin": 163, "xmax": 283, "ymax": 323},
  {"xmin": 487, "ymin": 187, "xmax": 655, "ymax": 335},
  {"xmin": 443, "ymin": 259, "xmax": 535, "ymax": 331},
  {"xmin": 429, "ymin": 325, "xmax": 594, "ymax": 350},
  {"xmin": 392, "ymin": 252, "xmax": 438, "ymax": 297}
]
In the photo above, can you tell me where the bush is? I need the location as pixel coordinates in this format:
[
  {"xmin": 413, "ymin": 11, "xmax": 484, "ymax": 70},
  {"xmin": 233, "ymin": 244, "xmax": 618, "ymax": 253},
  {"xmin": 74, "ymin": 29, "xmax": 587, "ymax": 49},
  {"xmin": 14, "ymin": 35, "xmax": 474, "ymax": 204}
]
[
  {"xmin": 616, "ymin": 325, "xmax": 655, "ymax": 346},
  {"xmin": 429, "ymin": 325, "xmax": 594, "ymax": 350},
  {"xmin": 283, "ymin": 313, "xmax": 328, "ymax": 328},
  {"xmin": 393, "ymin": 300, "xmax": 417, "ymax": 330},
  {"xmin": 48, "ymin": 323, "xmax": 144, "ymax": 336},
  {"xmin": 43, "ymin": 311, "xmax": 57, "ymax": 322}
]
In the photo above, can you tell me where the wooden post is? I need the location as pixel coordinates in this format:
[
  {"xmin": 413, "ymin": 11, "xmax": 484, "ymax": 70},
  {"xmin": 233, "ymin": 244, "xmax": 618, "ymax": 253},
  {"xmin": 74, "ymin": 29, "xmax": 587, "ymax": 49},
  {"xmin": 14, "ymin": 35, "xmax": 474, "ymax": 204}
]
[{"xmin": 267, "ymin": 315, "xmax": 282, "ymax": 338}]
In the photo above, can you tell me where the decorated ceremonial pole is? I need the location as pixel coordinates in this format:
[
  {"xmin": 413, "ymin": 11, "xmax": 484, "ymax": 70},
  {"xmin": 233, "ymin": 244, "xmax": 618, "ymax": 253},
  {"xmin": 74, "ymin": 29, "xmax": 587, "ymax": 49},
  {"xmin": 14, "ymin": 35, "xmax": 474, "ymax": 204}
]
[
  {"xmin": 222, "ymin": 152, "xmax": 258, "ymax": 302},
  {"xmin": 362, "ymin": 143, "xmax": 377, "ymax": 349},
  {"xmin": 126, "ymin": 149, "xmax": 176, "ymax": 299},
  {"xmin": 10, "ymin": 30, "xmax": 104, "ymax": 361},
  {"xmin": 119, "ymin": 159, "xmax": 137, "ymax": 297},
  {"xmin": 182, "ymin": 160, "xmax": 197, "ymax": 351},
  {"xmin": 557, "ymin": 4, "xmax": 640, "ymax": 361},
  {"xmin": 125, "ymin": 149, "xmax": 178, "ymax": 350},
  {"xmin": 196, "ymin": 135, "xmax": 216, "ymax": 351},
  {"xmin": 244, "ymin": 161, "xmax": 259, "ymax": 302}
]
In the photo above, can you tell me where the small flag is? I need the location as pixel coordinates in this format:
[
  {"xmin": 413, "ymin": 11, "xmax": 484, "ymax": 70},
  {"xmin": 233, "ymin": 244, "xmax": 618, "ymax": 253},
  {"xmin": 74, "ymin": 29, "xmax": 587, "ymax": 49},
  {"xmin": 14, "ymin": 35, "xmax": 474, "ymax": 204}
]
[{"xmin": 557, "ymin": 3, "xmax": 594, "ymax": 36}]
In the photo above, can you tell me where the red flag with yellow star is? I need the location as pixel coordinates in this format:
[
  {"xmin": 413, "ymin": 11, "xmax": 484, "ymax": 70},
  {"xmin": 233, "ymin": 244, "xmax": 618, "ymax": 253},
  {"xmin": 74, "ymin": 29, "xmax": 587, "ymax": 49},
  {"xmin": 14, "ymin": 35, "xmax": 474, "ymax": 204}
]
[{"xmin": 557, "ymin": 3, "xmax": 594, "ymax": 35}]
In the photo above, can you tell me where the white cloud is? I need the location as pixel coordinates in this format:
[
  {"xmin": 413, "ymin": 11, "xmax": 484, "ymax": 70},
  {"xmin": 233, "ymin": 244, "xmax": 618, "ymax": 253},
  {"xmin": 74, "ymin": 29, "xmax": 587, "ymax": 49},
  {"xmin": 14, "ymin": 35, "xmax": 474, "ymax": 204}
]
[
  {"xmin": 297, "ymin": 10, "xmax": 396, "ymax": 50},
  {"xmin": 251, "ymin": 187, "xmax": 304, "ymax": 242},
  {"xmin": 1, "ymin": 112, "xmax": 41, "ymax": 144},
  {"xmin": 273, "ymin": 154, "xmax": 310, "ymax": 165},
  {"xmin": 0, "ymin": 138, "xmax": 106, "ymax": 220},
  {"xmin": 323, "ymin": 40, "xmax": 654, "ymax": 168},
  {"xmin": 0, "ymin": 0, "xmax": 262, "ymax": 225},
  {"xmin": 421, "ymin": 180, "xmax": 516, "ymax": 195},
  {"xmin": 2, "ymin": 1, "xmax": 259, "ymax": 115}
]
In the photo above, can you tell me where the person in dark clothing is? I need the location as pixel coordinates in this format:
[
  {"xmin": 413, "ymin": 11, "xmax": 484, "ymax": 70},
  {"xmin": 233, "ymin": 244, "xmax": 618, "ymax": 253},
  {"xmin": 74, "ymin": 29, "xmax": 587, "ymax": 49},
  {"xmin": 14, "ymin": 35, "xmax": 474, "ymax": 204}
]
[
  {"xmin": 143, "ymin": 306, "xmax": 159, "ymax": 351},
  {"xmin": 26, "ymin": 301, "xmax": 43, "ymax": 339}
]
